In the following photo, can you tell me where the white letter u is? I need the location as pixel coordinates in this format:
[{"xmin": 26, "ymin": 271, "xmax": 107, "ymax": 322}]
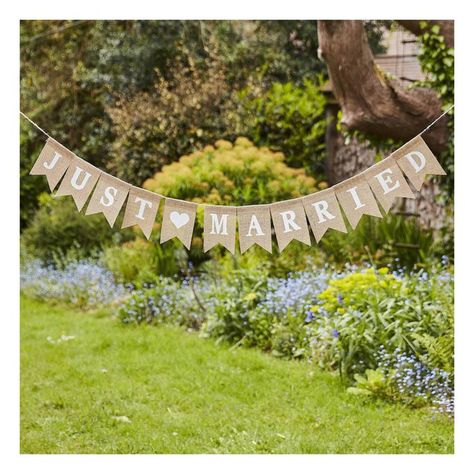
[{"xmin": 70, "ymin": 167, "xmax": 92, "ymax": 191}]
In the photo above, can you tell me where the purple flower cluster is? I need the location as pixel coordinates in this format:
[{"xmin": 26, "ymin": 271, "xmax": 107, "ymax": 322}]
[
  {"xmin": 377, "ymin": 346, "xmax": 454, "ymax": 416},
  {"xmin": 260, "ymin": 272, "xmax": 327, "ymax": 316},
  {"xmin": 21, "ymin": 259, "xmax": 125, "ymax": 308},
  {"xmin": 259, "ymin": 267, "xmax": 350, "ymax": 318},
  {"xmin": 119, "ymin": 275, "xmax": 217, "ymax": 329}
]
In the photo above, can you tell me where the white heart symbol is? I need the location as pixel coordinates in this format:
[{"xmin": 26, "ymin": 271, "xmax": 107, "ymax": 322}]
[{"xmin": 170, "ymin": 211, "xmax": 190, "ymax": 229}]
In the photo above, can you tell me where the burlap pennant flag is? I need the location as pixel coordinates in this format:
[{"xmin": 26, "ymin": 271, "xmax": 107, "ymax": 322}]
[
  {"xmin": 363, "ymin": 157, "xmax": 415, "ymax": 212},
  {"xmin": 55, "ymin": 157, "xmax": 101, "ymax": 211},
  {"xmin": 85, "ymin": 174, "xmax": 130, "ymax": 227},
  {"xmin": 24, "ymin": 119, "xmax": 450, "ymax": 256},
  {"xmin": 334, "ymin": 174, "xmax": 382, "ymax": 229},
  {"xmin": 29, "ymin": 138, "xmax": 75, "ymax": 191},
  {"xmin": 161, "ymin": 198, "xmax": 198, "ymax": 249},
  {"xmin": 203, "ymin": 205, "xmax": 237, "ymax": 254},
  {"xmin": 238, "ymin": 205, "xmax": 272, "ymax": 254},
  {"xmin": 270, "ymin": 199, "xmax": 311, "ymax": 252},
  {"xmin": 122, "ymin": 187, "xmax": 161, "ymax": 239},
  {"xmin": 302, "ymin": 189, "xmax": 347, "ymax": 242},
  {"xmin": 392, "ymin": 135, "xmax": 446, "ymax": 191}
]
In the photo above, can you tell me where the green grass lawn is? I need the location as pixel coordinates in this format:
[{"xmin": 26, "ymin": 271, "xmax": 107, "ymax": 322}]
[{"xmin": 20, "ymin": 295, "xmax": 454, "ymax": 454}]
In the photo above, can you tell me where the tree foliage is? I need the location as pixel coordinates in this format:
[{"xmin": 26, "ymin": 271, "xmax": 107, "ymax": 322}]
[
  {"xmin": 107, "ymin": 60, "xmax": 243, "ymax": 185},
  {"xmin": 20, "ymin": 20, "xmax": 327, "ymax": 226},
  {"xmin": 417, "ymin": 21, "xmax": 455, "ymax": 195},
  {"xmin": 240, "ymin": 78, "xmax": 327, "ymax": 174},
  {"xmin": 21, "ymin": 194, "xmax": 128, "ymax": 263}
]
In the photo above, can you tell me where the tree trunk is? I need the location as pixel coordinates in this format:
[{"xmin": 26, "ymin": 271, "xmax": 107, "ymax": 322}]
[
  {"xmin": 317, "ymin": 20, "xmax": 448, "ymax": 154},
  {"xmin": 324, "ymin": 103, "xmax": 376, "ymax": 185}
]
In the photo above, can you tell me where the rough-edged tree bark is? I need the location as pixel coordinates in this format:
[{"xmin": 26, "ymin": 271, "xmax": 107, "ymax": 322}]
[
  {"xmin": 324, "ymin": 101, "xmax": 376, "ymax": 185},
  {"xmin": 396, "ymin": 20, "xmax": 454, "ymax": 49},
  {"xmin": 317, "ymin": 20, "xmax": 448, "ymax": 154}
]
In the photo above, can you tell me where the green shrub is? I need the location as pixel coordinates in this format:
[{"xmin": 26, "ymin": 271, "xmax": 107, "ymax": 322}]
[
  {"xmin": 124, "ymin": 137, "xmax": 325, "ymax": 274},
  {"xmin": 240, "ymin": 78, "xmax": 327, "ymax": 173},
  {"xmin": 143, "ymin": 136, "xmax": 320, "ymax": 205},
  {"xmin": 21, "ymin": 193, "xmax": 130, "ymax": 263},
  {"xmin": 201, "ymin": 245, "xmax": 326, "ymax": 279},
  {"xmin": 269, "ymin": 314, "xmax": 310, "ymax": 359},
  {"xmin": 412, "ymin": 305, "xmax": 454, "ymax": 374},
  {"xmin": 319, "ymin": 214, "xmax": 438, "ymax": 269},
  {"xmin": 308, "ymin": 266, "xmax": 454, "ymax": 378},
  {"xmin": 118, "ymin": 276, "xmax": 207, "ymax": 331},
  {"xmin": 107, "ymin": 62, "xmax": 243, "ymax": 185},
  {"xmin": 418, "ymin": 21, "xmax": 454, "ymax": 196},
  {"xmin": 102, "ymin": 238, "xmax": 188, "ymax": 284},
  {"xmin": 201, "ymin": 269, "xmax": 269, "ymax": 345},
  {"xmin": 347, "ymin": 369, "xmax": 387, "ymax": 398}
]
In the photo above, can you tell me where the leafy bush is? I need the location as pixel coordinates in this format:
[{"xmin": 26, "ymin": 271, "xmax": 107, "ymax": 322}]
[
  {"xmin": 307, "ymin": 266, "xmax": 454, "ymax": 378},
  {"xmin": 21, "ymin": 259, "xmax": 125, "ymax": 309},
  {"xmin": 123, "ymin": 137, "xmax": 324, "ymax": 270},
  {"xmin": 246, "ymin": 269, "xmax": 336, "ymax": 356},
  {"xmin": 86, "ymin": 21, "xmax": 328, "ymax": 186},
  {"xmin": 240, "ymin": 78, "xmax": 327, "ymax": 173},
  {"xmin": 102, "ymin": 238, "xmax": 187, "ymax": 283},
  {"xmin": 319, "ymin": 213, "xmax": 439, "ymax": 268},
  {"xmin": 418, "ymin": 21, "xmax": 454, "ymax": 195},
  {"xmin": 199, "ymin": 269, "xmax": 271, "ymax": 345},
  {"xmin": 118, "ymin": 275, "xmax": 210, "ymax": 330},
  {"xmin": 21, "ymin": 193, "xmax": 129, "ymax": 263},
  {"xmin": 143, "ymin": 137, "xmax": 319, "ymax": 205},
  {"xmin": 107, "ymin": 61, "xmax": 243, "ymax": 185}
]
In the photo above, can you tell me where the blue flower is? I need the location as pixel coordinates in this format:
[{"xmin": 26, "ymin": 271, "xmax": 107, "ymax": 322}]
[{"xmin": 305, "ymin": 311, "xmax": 315, "ymax": 323}]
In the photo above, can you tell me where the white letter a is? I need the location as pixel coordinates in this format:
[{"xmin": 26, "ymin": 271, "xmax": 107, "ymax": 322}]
[{"xmin": 246, "ymin": 214, "xmax": 264, "ymax": 236}]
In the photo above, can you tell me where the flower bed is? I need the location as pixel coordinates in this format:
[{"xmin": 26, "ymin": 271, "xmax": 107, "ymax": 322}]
[
  {"xmin": 20, "ymin": 258, "xmax": 454, "ymax": 415},
  {"xmin": 21, "ymin": 259, "xmax": 126, "ymax": 308},
  {"xmin": 117, "ymin": 263, "xmax": 453, "ymax": 414}
]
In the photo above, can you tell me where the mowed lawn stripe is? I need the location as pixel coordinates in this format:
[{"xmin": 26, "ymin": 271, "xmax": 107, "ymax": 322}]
[{"xmin": 20, "ymin": 296, "xmax": 454, "ymax": 454}]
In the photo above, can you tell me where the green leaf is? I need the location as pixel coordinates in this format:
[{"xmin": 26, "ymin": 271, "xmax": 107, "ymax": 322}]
[{"xmin": 443, "ymin": 57, "xmax": 453, "ymax": 68}]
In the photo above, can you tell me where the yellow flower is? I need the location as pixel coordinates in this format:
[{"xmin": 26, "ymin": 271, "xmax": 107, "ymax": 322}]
[
  {"xmin": 244, "ymin": 292, "xmax": 257, "ymax": 302},
  {"xmin": 214, "ymin": 139, "xmax": 232, "ymax": 150},
  {"xmin": 235, "ymin": 137, "xmax": 252, "ymax": 148}
]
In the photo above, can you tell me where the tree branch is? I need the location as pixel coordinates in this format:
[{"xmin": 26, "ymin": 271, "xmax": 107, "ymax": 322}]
[
  {"xmin": 317, "ymin": 20, "xmax": 448, "ymax": 154},
  {"xmin": 396, "ymin": 20, "xmax": 454, "ymax": 49}
]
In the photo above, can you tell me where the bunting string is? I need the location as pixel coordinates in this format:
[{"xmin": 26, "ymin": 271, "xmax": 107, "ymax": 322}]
[{"xmin": 21, "ymin": 107, "xmax": 452, "ymax": 254}]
